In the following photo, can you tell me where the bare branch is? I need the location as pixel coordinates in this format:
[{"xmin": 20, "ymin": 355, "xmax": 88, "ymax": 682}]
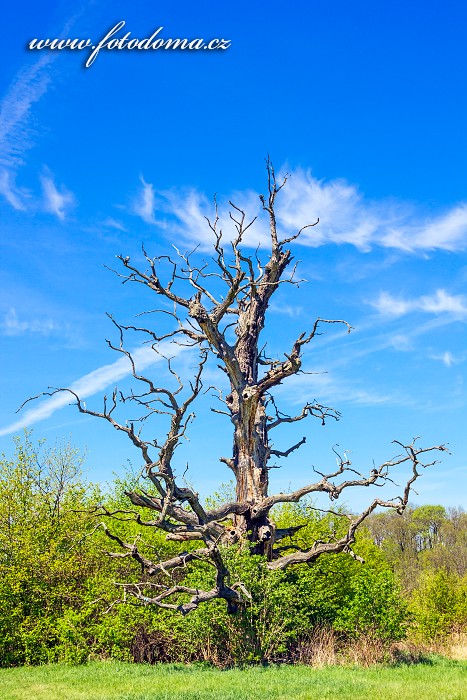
[
  {"xmin": 258, "ymin": 320, "xmax": 352, "ymax": 394},
  {"xmin": 267, "ymin": 398, "xmax": 340, "ymax": 431},
  {"xmin": 269, "ymin": 437, "xmax": 307, "ymax": 458},
  {"xmin": 254, "ymin": 441, "xmax": 448, "ymax": 519}
]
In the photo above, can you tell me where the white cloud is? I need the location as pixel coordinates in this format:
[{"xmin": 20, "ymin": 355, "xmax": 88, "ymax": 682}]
[
  {"xmin": 134, "ymin": 176, "xmax": 155, "ymax": 223},
  {"xmin": 133, "ymin": 176, "xmax": 168, "ymax": 225},
  {"xmin": 0, "ymin": 55, "xmax": 54, "ymax": 211},
  {"xmin": 0, "ymin": 342, "xmax": 184, "ymax": 437},
  {"xmin": 430, "ymin": 351, "xmax": 465, "ymax": 368},
  {"xmin": 419, "ymin": 289, "xmax": 467, "ymax": 315},
  {"xmin": 389, "ymin": 334, "xmax": 414, "ymax": 352},
  {"xmin": 370, "ymin": 289, "xmax": 467, "ymax": 318},
  {"xmin": 0, "ymin": 169, "xmax": 30, "ymax": 210},
  {"xmin": 269, "ymin": 171, "xmax": 380, "ymax": 250},
  {"xmin": 1, "ymin": 308, "xmax": 60, "ymax": 336},
  {"xmin": 0, "ymin": 55, "xmax": 53, "ymax": 170},
  {"xmin": 370, "ymin": 292, "xmax": 412, "ymax": 317},
  {"xmin": 133, "ymin": 168, "xmax": 467, "ymax": 254},
  {"xmin": 439, "ymin": 351, "xmax": 455, "ymax": 368},
  {"xmin": 383, "ymin": 205, "xmax": 467, "ymax": 252},
  {"xmin": 0, "ymin": 7, "xmax": 89, "ymax": 211},
  {"xmin": 102, "ymin": 217, "xmax": 127, "ymax": 231},
  {"xmin": 41, "ymin": 171, "xmax": 76, "ymax": 220},
  {"xmin": 275, "ymin": 370, "xmax": 392, "ymax": 408},
  {"xmin": 269, "ymin": 302, "xmax": 304, "ymax": 318}
]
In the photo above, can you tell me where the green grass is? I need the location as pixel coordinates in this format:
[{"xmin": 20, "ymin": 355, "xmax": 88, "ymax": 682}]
[{"xmin": 1, "ymin": 658, "xmax": 466, "ymax": 700}]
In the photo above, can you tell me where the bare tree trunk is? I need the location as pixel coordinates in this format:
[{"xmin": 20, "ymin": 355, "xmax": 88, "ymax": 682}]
[{"xmin": 230, "ymin": 388, "xmax": 272, "ymax": 553}]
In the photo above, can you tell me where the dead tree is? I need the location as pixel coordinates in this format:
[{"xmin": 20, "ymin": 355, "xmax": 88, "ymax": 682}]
[{"xmin": 25, "ymin": 159, "xmax": 447, "ymax": 614}]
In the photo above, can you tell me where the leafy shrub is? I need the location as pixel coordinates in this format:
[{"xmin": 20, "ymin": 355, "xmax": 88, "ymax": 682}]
[
  {"xmin": 3, "ymin": 436, "xmax": 461, "ymax": 667},
  {"xmin": 410, "ymin": 569, "xmax": 467, "ymax": 642},
  {"xmin": 333, "ymin": 568, "xmax": 407, "ymax": 641}
]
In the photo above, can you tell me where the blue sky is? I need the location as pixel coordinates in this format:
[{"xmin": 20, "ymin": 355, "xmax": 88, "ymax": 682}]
[{"xmin": 1, "ymin": 0, "xmax": 466, "ymax": 510}]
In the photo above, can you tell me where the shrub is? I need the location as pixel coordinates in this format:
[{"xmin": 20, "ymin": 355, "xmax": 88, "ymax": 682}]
[{"xmin": 410, "ymin": 569, "xmax": 467, "ymax": 642}]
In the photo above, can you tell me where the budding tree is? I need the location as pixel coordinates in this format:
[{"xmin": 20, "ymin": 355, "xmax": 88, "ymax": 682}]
[{"xmin": 27, "ymin": 160, "xmax": 446, "ymax": 614}]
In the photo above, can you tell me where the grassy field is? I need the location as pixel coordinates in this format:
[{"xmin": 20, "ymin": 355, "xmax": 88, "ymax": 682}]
[{"xmin": 1, "ymin": 658, "xmax": 466, "ymax": 700}]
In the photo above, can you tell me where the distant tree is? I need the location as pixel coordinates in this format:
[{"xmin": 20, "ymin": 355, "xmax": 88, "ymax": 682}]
[
  {"xmin": 426, "ymin": 507, "xmax": 467, "ymax": 577},
  {"xmin": 0, "ymin": 432, "xmax": 85, "ymax": 566},
  {"xmin": 0, "ymin": 434, "xmax": 101, "ymax": 665},
  {"xmin": 24, "ymin": 159, "xmax": 447, "ymax": 615},
  {"xmin": 412, "ymin": 505, "xmax": 446, "ymax": 551}
]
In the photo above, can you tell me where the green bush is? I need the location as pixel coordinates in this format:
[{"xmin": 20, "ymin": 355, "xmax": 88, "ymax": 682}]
[
  {"xmin": 410, "ymin": 569, "xmax": 467, "ymax": 642},
  {"xmin": 333, "ymin": 568, "xmax": 407, "ymax": 641},
  {"xmin": 3, "ymin": 436, "xmax": 462, "ymax": 667}
]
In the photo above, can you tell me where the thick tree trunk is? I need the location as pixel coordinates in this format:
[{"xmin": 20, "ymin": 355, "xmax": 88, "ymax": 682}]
[{"xmin": 230, "ymin": 386, "xmax": 274, "ymax": 556}]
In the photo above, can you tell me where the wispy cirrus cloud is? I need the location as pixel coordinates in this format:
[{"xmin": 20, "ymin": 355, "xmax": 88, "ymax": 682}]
[
  {"xmin": 370, "ymin": 289, "xmax": 467, "ymax": 318},
  {"xmin": 269, "ymin": 302, "xmax": 305, "ymax": 318},
  {"xmin": 0, "ymin": 54, "xmax": 55, "ymax": 210},
  {"xmin": 133, "ymin": 176, "xmax": 156, "ymax": 223},
  {"xmin": 0, "ymin": 55, "xmax": 54, "ymax": 171},
  {"xmin": 0, "ymin": 342, "xmax": 183, "ymax": 437},
  {"xmin": 0, "ymin": 169, "xmax": 30, "ymax": 210},
  {"xmin": 1, "ymin": 308, "xmax": 61, "ymax": 336},
  {"xmin": 101, "ymin": 217, "xmax": 127, "ymax": 232},
  {"xmin": 0, "ymin": 6, "xmax": 89, "ymax": 212},
  {"xmin": 275, "ymin": 369, "xmax": 393, "ymax": 409},
  {"xmin": 40, "ymin": 170, "xmax": 76, "ymax": 220},
  {"xmin": 430, "ymin": 350, "xmax": 465, "ymax": 368},
  {"xmin": 133, "ymin": 176, "xmax": 168, "ymax": 226},
  {"xmin": 0, "ymin": 307, "xmax": 85, "ymax": 349},
  {"xmin": 383, "ymin": 205, "xmax": 467, "ymax": 252},
  {"xmin": 132, "ymin": 169, "xmax": 467, "ymax": 254}
]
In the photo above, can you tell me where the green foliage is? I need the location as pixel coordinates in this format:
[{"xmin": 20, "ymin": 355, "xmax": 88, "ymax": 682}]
[
  {"xmin": 180, "ymin": 546, "xmax": 310, "ymax": 663},
  {"xmin": 1, "ymin": 436, "xmax": 465, "ymax": 666},
  {"xmin": 411, "ymin": 505, "xmax": 446, "ymax": 551},
  {"xmin": 333, "ymin": 569, "xmax": 407, "ymax": 641},
  {"xmin": 204, "ymin": 480, "xmax": 236, "ymax": 511},
  {"xmin": 365, "ymin": 505, "xmax": 467, "ymax": 643},
  {"xmin": 136, "ymin": 503, "xmax": 408, "ymax": 664},
  {"xmin": 410, "ymin": 569, "xmax": 467, "ymax": 641},
  {"xmin": 0, "ymin": 433, "xmax": 102, "ymax": 665}
]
